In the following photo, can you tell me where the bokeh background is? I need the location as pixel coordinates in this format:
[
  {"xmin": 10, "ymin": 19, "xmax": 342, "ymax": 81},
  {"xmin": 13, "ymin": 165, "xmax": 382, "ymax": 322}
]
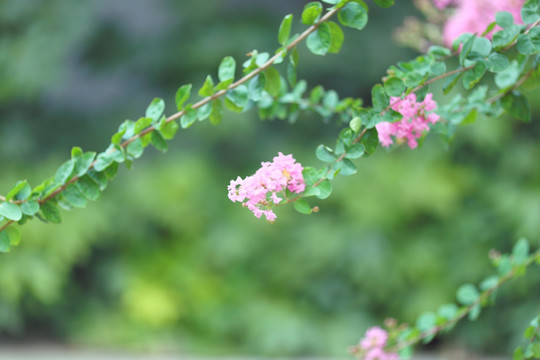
[{"xmin": 0, "ymin": 0, "xmax": 539, "ymax": 357}]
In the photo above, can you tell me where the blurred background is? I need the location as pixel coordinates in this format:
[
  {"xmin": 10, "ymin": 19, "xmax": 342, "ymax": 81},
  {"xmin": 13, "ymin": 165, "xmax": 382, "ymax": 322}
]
[{"xmin": 0, "ymin": 0, "xmax": 539, "ymax": 358}]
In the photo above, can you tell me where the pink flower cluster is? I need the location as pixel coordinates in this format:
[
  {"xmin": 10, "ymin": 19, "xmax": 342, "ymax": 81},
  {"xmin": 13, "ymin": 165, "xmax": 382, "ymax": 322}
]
[
  {"xmin": 435, "ymin": 0, "xmax": 524, "ymax": 46},
  {"xmin": 227, "ymin": 152, "xmax": 305, "ymax": 222},
  {"xmin": 375, "ymin": 93, "xmax": 439, "ymax": 149},
  {"xmin": 357, "ymin": 327, "xmax": 398, "ymax": 360}
]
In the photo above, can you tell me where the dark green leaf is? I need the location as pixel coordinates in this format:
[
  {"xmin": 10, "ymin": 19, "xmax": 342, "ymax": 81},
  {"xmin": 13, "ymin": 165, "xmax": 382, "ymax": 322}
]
[
  {"xmin": 150, "ymin": 131, "xmax": 167, "ymax": 152},
  {"xmin": 345, "ymin": 143, "xmax": 365, "ymax": 159},
  {"xmin": 487, "ymin": 52, "xmax": 509, "ymax": 72},
  {"xmin": 0, "ymin": 231, "xmax": 10, "ymax": 252},
  {"xmin": 501, "ymin": 91, "xmax": 531, "ymax": 122},
  {"xmin": 340, "ymin": 159, "xmax": 357, "ymax": 175},
  {"xmin": 210, "ymin": 99, "xmax": 223, "ymax": 125},
  {"xmin": 226, "ymin": 85, "xmax": 248, "ymax": 108},
  {"xmin": 264, "ymin": 67, "xmax": 282, "ymax": 97},
  {"xmin": 517, "ymin": 28, "xmax": 540, "ymax": 55},
  {"xmin": 493, "ymin": 25, "xmax": 521, "ymax": 49},
  {"xmin": 76, "ymin": 176, "xmax": 101, "ymax": 201},
  {"xmin": 41, "ymin": 202, "xmax": 61, "ymax": 224},
  {"xmin": 315, "ymin": 179, "xmax": 332, "ymax": 199},
  {"xmin": 371, "ymin": 84, "xmax": 389, "ymax": 111},
  {"xmin": 63, "ymin": 185, "xmax": 87, "ymax": 208},
  {"xmin": 361, "ymin": 128, "xmax": 379, "ymax": 154},
  {"xmin": 373, "ymin": 0, "xmax": 394, "ymax": 7},
  {"xmin": 462, "ymin": 61, "xmax": 487, "ymax": 89}
]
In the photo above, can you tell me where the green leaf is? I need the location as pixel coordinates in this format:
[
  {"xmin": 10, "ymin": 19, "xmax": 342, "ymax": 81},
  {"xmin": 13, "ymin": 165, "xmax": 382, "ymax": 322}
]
[
  {"xmin": 383, "ymin": 76, "xmax": 405, "ymax": 97},
  {"xmin": 248, "ymin": 74, "xmax": 266, "ymax": 101},
  {"xmin": 226, "ymin": 85, "xmax": 248, "ymax": 108},
  {"xmin": 302, "ymin": 167, "xmax": 324, "ymax": 186},
  {"xmin": 416, "ymin": 311, "xmax": 437, "ymax": 341},
  {"xmin": 462, "ymin": 61, "xmax": 487, "ymax": 89},
  {"xmin": 361, "ymin": 128, "xmax": 379, "ymax": 154},
  {"xmin": 55, "ymin": 159, "xmax": 75, "ymax": 185},
  {"xmin": 456, "ymin": 284, "xmax": 479, "ymax": 305},
  {"xmin": 496, "ymin": 11, "xmax": 514, "ymax": 28},
  {"xmin": 469, "ymin": 304, "xmax": 481, "ymax": 321},
  {"xmin": 74, "ymin": 151, "xmax": 96, "ymax": 177},
  {"xmin": 428, "ymin": 45, "xmax": 452, "ymax": 58},
  {"xmin": 442, "ymin": 71, "xmax": 463, "ymax": 94},
  {"xmin": 437, "ymin": 303, "xmax": 459, "ymax": 320},
  {"xmin": 495, "ymin": 61, "xmax": 520, "ymax": 88},
  {"xmin": 278, "ymin": 14, "xmax": 293, "ymax": 45},
  {"xmin": 103, "ymin": 162, "xmax": 118, "ymax": 180},
  {"xmin": 264, "ymin": 67, "xmax": 282, "ymax": 97},
  {"xmin": 349, "ymin": 117, "xmax": 362, "ymax": 133},
  {"xmin": 41, "ymin": 202, "xmax": 61, "ymax": 224},
  {"xmin": 76, "ymin": 176, "xmax": 101, "ymax": 201},
  {"xmin": 338, "ymin": 1, "xmax": 368, "ymax": 30},
  {"xmin": 302, "ymin": 2, "xmax": 323, "ymax": 25},
  {"xmin": 316, "ymin": 145, "xmax": 336, "ymax": 163},
  {"xmin": 210, "ymin": 99, "xmax": 223, "ymax": 125},
  {"xmin": 493, "ymin": 25, "xmax": 521, "ymax": 49},
  {"xmin": 198, "ymin": 75, "xmax": 215, "ymax": 97},
  {"xmin": 459, "ymin": 35, "xmax": 475, "ymax": 66},
  {"xmin": 6, "ymin": 180, "xmax": 31, "ymax": 201},
  {"xmin": 0, "ymin": 202, "xmax": 22, "ymax": 221},
  {"xmin": 197, "ymin": 103, "xmax": 212, "ymax": 121},
  {"xmin": 88, "ymin": 170, "xmax": 108, "ymax": 191},
  {"xmin": 0, "ymin": 231, "xmax": 10, "ymax": 252},
  {"xmin": 501, "ymin": 91, "xmax": 531, "ymax": 123},
  {"xmin": 327, "ymin": 21, "xmax": 344, "ymax": 53},
  {"xmin": 218, "ymin": 56, "xmax": 236, "ymax": 82},
  {"xmin": 126, "ymin": 137, "xmax": 144, "ymax": 159},
  {"xmin": 160, "ymin": 119, "xmax": 179, "ymax": 140},
  {"xmin": 315, "ymin": 179, "xmax": 332, "ymax": 199},
  {"xmin": 181, "ymin": 107, "xmax": 198, "ymax": 128},
  {"xmin": 94, "ymin": 152, "xmax": 114, "ymax": 172},
  {"xmin": 512, "ymin": 237, "xmax": 530, "ymax": 264},
  {"xmin": 150, "ymin": 131, "xmax": 167, "ymax": 152},
  {"xmin": 21, "ymin": 200, "xmax": 40, "ymax": 216},
  {"xmin": 371, "ymin": 84, "xmax": 389, "ymax": 112},
  {"xmin": 306, "ymin": 22, "xmax": 332, "ymax": 55},
  {"xmin": 374, "ymin": 0, "xmax": 394, "ymax": 7},
  {"xmin": 487, "ymin": 52, "xmax": 509, "ymax": 72},
  {"xmin": 145, "ymin": 98, "xmax": 165, "ymax": 122},
  {"xmin": 63, "ymin": 185, "xmax": 87, "ymax": 208},
  {"xmin": 471, "ymin": 37, "xmax": 492, "ymax": 57},
  {"xmin": 522, "ymin": 0, "xmax": 540, "ymax": 24},
  {"xmin": 175, "ymin": 84, "xmax": 192, "ymax": 111},
  {"xmin": 517, "ymin": 27, "xmax": 540, "ymax": 55},
  {"xmin": 340, "ymin": 159, "xmax": 357, "ymax": 175},
  {"xmin": 345, "ymin": 143, "xmax": 365, "ymax": 159},
  {"xmin": 293, "ymin": 199, "xmax": 312, "ymax": 214}
]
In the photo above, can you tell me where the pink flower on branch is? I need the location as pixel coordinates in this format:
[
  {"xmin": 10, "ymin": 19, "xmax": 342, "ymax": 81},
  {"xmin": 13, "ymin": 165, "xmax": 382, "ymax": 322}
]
[
  {"xmin": 228, "ymin": 153, "xmax": 305, "ymax": 222},
  {"xmin": 375, "ymin": 93, "xmax": 440, "ymax": 149},
  {"xmin": 353, "ymin": 327, "xmax": 398, "ymax": 360}
]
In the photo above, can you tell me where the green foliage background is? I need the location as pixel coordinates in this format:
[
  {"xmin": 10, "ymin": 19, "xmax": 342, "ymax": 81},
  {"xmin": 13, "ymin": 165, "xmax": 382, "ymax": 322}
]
[{"xmin": 0, "ymin": 0, "xmax": 539, "ymax": 356}]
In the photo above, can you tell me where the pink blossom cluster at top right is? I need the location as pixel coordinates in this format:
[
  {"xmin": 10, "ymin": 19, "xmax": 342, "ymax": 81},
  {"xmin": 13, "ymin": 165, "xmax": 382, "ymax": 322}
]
[{"xmin": 434, "ymin": 0, "xmax": 525, "ymax": 46}]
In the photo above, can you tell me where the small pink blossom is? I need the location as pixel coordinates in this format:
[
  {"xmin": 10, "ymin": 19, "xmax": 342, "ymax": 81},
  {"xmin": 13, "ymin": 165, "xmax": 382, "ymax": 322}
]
[
  {"xmin": 356, "ymin": 327, "xmax": 398, "ymax": 360},
  {"xmin": 375, "ymin": 92, "xmax": 440, "ymax": 149},
  {"xmin": 228, "ymin": 152, "xmax": 305, "ymax": 222}
]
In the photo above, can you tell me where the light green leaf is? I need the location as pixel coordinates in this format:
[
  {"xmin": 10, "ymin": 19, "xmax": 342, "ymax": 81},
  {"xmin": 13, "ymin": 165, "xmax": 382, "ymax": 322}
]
[
  {"xmin": 0, "ymin": 231, "xmax": 10, "ymax": 252},
  {"xmin": 126, "ymin": 138, "xmax": 144, "ymax": 159},
  {"xmin": 278, "ymin": 14, "xmax": 293, "ymax": 45},
  {"xmin": 63, "ymin": 185, "xmax": 87, "ymax": 208},
  {"xmin": 226, "ymin": 85, "xmax": 248, "ymax": 108},
  {"xmin": 159, "ymin": 119, "xmax": 179, "ymax": 140},
  {"xmin": 340, "ymin": 159, "xmax": 357, "ymax": 175},
  {"xmin": 496, "ymin": 11, "xmax": 514, "ymax": 28},
  {"xmin": 371, "ymin": 84, "xmax": 389, "ymax": 111},
  {"xmin": 218, "ymin": 56, "xmax": 236, "ymax": 82},
  {"xmin": 264, "ymin": 67, "xmax": 282, "ymax": 97},
  {"xmin": 181, "ymin": 107, "xmax": 197, "ymax": 128},
  {"xmin": 6, "ymin": 180, "xmax": 31, "ymax": 201},
  {"xmin": 21, "ymin": 200, "xmax": 40, "ymax": 216},
  {"xmin": 456, "ymin": 284, "xmax": 479, "ymax": 305},
  {"xmin": 41, "ymin": 202, "xmax": 61, "ymax": 224},
  {"xmin": 150, "ymin": 131, "xmax": 167, "ymax": 152},
  {"xmin": 248, "ymin": 74, "xmax": 266, "ymax": 101},
  {"xmin": 495, "ymin": 61, "xmax": 520, "ymax": 88},
  {"xmin": 384, "ymin": 76, "xmax": 405, "ymax": 97},
  {"xmin": 517, "ymin": 27, "xmax": 540, "ymax": 54},
  {"xmin": 327, "ymin": 21, "xmax": 344, "ymax": 53},
  {"xmin": 512, "ymin": 237, "xmax": 530, "ymax": 264},
  {"xmin": 197, "ymin": 103, "xmax": 212, "ymax": 121},
  {"xmin": 462, "ymin": 61, "xmax": 487, "ymax": 89},
  {"xmin": 345, "ymin": 143, "xmax": 365, "ymax": 159},
  {"xmin": 338, "ymin": 1, "xmax": 368, "ymax": 30},
  {"xmin": 316, "ymin": 145, "xmax": 336, "ymax": 163},
  {"xmin": 306, "ymin": 22, "xmax": 332, "ymax": 55},
  {"xmin": 210, "ymin": 99, "xmax": 223, "ymax": 125},
  {"xmin": 198, "ymin": 75, "xmax": 215, "ymax": 97},
  {"xmin": 145, "ymin": 98, "xmax": 165, "ymax": 122},
  {"xmin": 93, "ymin": 152, "xmax": 114, "ymax": 172},
  {"xmin": 293, "ymin": 199, "xmax": 312, "ymax": 215},
  {"xmin": 134, "ymin": 117, "xmax": 153, "ymax": 134},
  {"xmin": 74, "ymin": 152, "xmax": 96, "ymax": 177},
  {"xmin": 487, "ymin": 52, "xmax": 509, "ymax": 72},
  {"xmin": 0, "ymin": 202, "xmax": 22, "ymax": 221},
  {"xmin": 302, "ymin": 2, "xmax": 323, "ymax": 25},
  {"xmin": 315, "ymin": 179, "xmax": 332, "ymax": 199},
  {"xmin": 175, "ymin": 84, "xmax": 192, "ymax": 111},
  {"xmin": 76, "ymin": 176, "xmax": 101, "ymax": 201},
  {"xmin": 522, "ymin": 0, "xmax": 540, "ymax": 24},
  {"xmin": 55, "ymin": 159, "xmax": 75, "ymax": 185}
]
